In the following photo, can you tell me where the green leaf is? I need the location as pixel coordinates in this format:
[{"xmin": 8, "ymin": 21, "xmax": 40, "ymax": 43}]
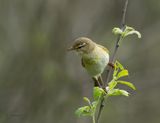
[
  {"xmin": 117, "ymin": 81, "xmax": 136, "ymax": 90},
  {"xmin": 117, "ymin": 69, "xmax": 128, "ymax": 79},
  {"xmin": 108, "ymin": 81, "xmax": 117, "ymax": 90},
  {"xmin": 93, "ymin": 87, "xmax": 106, "ymax": 101},
  {"xmin": 112, "ymin": 26, "xmax": 141, "ymax": 39},
  {"xmin": 92, "ymin": 101, "xmax": 98, "ymax": 107},
  {"xmin": 91, "ymin": 101, "xmax": 98, "ymax": 111},
  {"xmin": 125, "ymin": 30, "xmax": 141, "ymax": 38},
  {"xmin": 112, "ymin": 27, "xmax": 123, "ymax": 35},
  {"xmin": 75, "ymin": 106, "xmax": 92, "ymax": 117},
  {"xmin": 83, "ymin": 97, "xmax": 91, "ymax": 105},
  {"xmin": 113, "ymin": 61, "xmax": 124, "ymax": 78},
  {"xmin": 123, "ymin": 26, "xmax": 141, "ymax": 38},
  {"xmin": 115, "ymin": 61, "xmax": 124, "ymax": 70},
  {"xmin": 108, "ymin": 89, "xmax": 129, "ymax": 97},
  {"xmin": 113, "ymin": 64, "xmax": 118, "ymax": 77},
  {"xmin": 113, "ymin": 66, "xmax": 118, "ymax": 78}
]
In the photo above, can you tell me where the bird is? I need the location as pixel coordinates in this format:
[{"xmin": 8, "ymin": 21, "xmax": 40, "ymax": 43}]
[{"xmin": 68, "ymin": 37, "xmax": 110, "ymax": 88}]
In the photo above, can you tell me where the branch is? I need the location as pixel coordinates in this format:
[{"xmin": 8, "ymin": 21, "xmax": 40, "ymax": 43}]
[
  {"xmin": 106, "ymin": 0, "xmax": 128, "ymax": 83},
  {"xmin": 96, "ymin": 0, "xmax": 129, "ymax": 122}
]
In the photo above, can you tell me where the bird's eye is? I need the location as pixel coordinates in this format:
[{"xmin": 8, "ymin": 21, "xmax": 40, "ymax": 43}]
[{"xmin": 77, "ymin": 43, "xmax": 86, "ymax": 49}]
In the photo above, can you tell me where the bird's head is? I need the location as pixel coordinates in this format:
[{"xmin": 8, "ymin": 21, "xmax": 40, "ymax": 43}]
[{"xmin": 68, "ymin": 37, "xmax": 96, "ymax": 55}]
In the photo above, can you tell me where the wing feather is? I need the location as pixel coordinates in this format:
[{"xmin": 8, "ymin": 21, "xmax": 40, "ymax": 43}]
[
  {"xmin": 97, "ymin": 44, "xmax": 109, "ymax": 53},
  {"xmin": 81, "ymin": 58, "xmax": 85, "ymax": 67}
]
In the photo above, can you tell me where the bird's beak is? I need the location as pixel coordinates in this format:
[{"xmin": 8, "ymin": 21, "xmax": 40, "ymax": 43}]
[{"xmin": 67, "ymin": 46, "xmax": 75, "ymax": 51}]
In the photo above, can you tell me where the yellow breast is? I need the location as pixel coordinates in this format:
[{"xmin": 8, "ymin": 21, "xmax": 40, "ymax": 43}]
[{"xmin": 82, "ymin": 45, "xmax": 109, "ymax": 77}]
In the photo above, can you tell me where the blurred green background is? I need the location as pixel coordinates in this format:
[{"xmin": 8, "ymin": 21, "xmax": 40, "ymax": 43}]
[{"xmin": 0, "ymin": 0, "xmax": 160, "ymax": 123}]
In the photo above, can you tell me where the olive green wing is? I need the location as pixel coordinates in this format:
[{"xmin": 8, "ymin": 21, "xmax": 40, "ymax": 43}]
[
  {"xmin": 81, "ymin": 58, "xmax": 85, "ymax": 67},
  {"xmin": 97, "ymin": 44, "xmax": 109, "ymax": 53}
]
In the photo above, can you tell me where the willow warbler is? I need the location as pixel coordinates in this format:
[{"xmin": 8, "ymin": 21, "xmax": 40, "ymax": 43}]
[{"xmin": 68, "ymin": 37, "xmax": 109, "ymax": 87}]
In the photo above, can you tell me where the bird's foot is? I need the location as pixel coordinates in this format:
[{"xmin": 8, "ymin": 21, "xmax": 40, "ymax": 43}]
[{"xmin": 108, "ymin": 62, "xmax": 115, "ymax": 69}]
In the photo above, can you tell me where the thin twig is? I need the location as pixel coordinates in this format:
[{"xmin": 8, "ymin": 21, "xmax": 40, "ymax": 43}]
[
  {"xmin": 96, "ymin": 97, "xmax": 104, "ymax": 123},
  {"xmin": 106, "ymin": 0, "xmax": 128, "ymax": 83},
  {"xmin": 96, "ymin": 0, "xmax": 129, "ymax": 122}
]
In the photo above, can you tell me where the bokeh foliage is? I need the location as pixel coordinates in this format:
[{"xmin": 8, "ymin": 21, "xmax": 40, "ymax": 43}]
[{"xmin": 0, "ymin": 0, "xmax": 160, "ymax": 123}]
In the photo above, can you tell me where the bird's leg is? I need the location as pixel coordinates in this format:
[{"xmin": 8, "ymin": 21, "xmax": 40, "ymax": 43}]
[
  {"xmin": 98, "ymin": 75, "xmax": 105, "ymax": 89},
  {"xmin": 92, "ymin": 77, "xmax": 102, "ymax": 87},
  {"xmin": 108, "ymin": 62, "xmax": 115, "ymax": 69}
]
